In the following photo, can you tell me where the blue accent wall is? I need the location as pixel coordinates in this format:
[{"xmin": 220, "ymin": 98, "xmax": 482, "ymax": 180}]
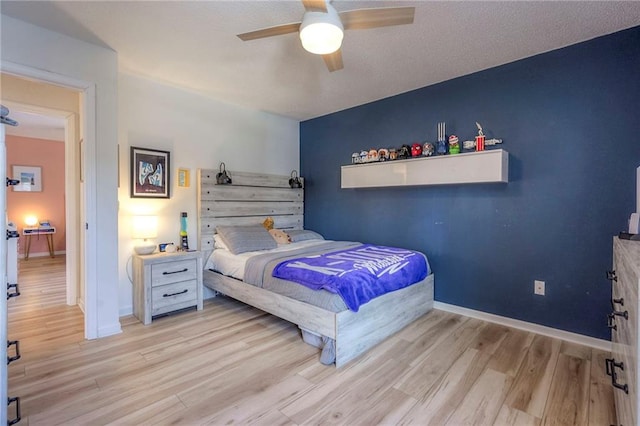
[{"xmin": 300, "ymin": 26, "xmax": 640, "ymax": 340}]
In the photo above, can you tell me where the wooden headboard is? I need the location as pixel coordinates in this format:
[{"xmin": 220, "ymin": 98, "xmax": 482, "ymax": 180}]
[{"xmin": 197, "ymin": 169, "xmax": 304, "ymax": 256}]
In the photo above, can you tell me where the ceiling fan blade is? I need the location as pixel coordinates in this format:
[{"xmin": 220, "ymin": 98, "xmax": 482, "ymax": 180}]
[
  {"xmin": 237, "ymin": 22, "xmax": 301, "ymax": 41},
  {"xmin": 340, "ymin": 7, "xmax": 415, "ymax": 30},
  {"xmin": 302, "ymin": 0, "xmax": 327, "ymax": 12},
  {"xmin": 322, "ymin": 49, "xmax": 343, "ymax": 72}
]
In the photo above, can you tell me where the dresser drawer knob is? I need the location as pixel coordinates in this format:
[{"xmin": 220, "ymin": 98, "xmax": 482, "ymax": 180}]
[
  {"xmin": 163, "ymin": 289, "xmax": 188, "ymax": 298},
  {"xmin": 606, "ymin": 270, "xmax": 618, "ymax": 282},
  {"xmin": 162, "ymin": 268, "xmax": 188, "ymax": 275},
  {"xmin": 605, "ymin": 358, "xmax": 629, "ymax": 394}
]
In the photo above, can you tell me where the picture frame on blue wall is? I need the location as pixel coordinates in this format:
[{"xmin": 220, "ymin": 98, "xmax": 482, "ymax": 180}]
[{"xmin": 130, "ymin": 146, "xmax": 170, "ymax": 198}]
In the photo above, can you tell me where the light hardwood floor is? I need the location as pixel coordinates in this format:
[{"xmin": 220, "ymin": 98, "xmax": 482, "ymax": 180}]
[{"xmin": 8, "ymin": 256, "xmax": 617, "ymax": 425}]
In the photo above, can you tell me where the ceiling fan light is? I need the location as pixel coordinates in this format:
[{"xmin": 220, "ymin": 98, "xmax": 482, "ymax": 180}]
[{"xmin": 299, "ymin": 8, "xmax": 344, "ymax": 55}]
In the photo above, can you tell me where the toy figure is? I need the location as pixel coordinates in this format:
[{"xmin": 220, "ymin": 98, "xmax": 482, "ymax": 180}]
[
  {"xmin": 475, "ymin": 122, "xmax": 485, "ymax": 152},
  {"xmin": 422, "ymin": 142, "xmax": 434, "ymax": 157},
  {"xmin": 448, "ymin": 135, "xmax": 460, "ymax": 154},
  {"xmin": 437, "ymin": 122, "xmax": 447, "ymax": 155},
  {"xmin": 411, "ymin": 143, "xmax": 423, "ymax": 157},
  {"xmin": 378, "ymin": 148, "xmax": 389, "ymax": 161},
  {"xmin": 398, "ymin": 144, "xmax": 412, "ymax": 159}
]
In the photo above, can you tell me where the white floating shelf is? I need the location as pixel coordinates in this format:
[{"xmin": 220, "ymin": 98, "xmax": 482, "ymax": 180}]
[{"xmin": 341, "ymin": 149, "xmax": 509, "ymax": 189}]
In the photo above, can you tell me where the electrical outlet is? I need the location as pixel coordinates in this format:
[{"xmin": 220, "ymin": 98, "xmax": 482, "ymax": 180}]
[{"xmin": 534, "ymin": 280, "xmax": 545, "ymax": 296}]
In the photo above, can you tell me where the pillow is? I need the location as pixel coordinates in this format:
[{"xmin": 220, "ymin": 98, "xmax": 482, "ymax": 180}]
[
  {"xmin": 287, "ymin": 229, "xmax": 324, "ymax": 243},
  {"xmin": 213, "ymin": 234, "xmax": 229, "ymax": 250},
  {"xmin": 269, "ymin": 229, "xmax": 291, "ymax": 245},
  {"xmin": 216, "ymin": 225, "xmax": 277, "ymax": 254}
]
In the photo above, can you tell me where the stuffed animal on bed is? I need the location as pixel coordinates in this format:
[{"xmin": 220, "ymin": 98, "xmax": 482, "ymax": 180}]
[
  {"xmin": 262, "ymin": 216, "xmax": 274, "ymax": 230},
  {"xmin": 269, "ymin": 229, "xmax": 291, "ymax": 244}
]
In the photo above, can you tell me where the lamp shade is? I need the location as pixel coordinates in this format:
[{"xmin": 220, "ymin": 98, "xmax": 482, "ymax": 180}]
[
  {"xmin": 299, "ymin": 6, "xmax": 344, "ymax": 55},
  {"xmin": 25, "ymin": 215, "xmax": 38, "ymax": 227},
  {"xmin": 132, "ymin": 215, "xmax": 158, "ymax": 239},
  {"xmin": 132, "ymin": 216, "xmax": 158, "ymax": 254}
]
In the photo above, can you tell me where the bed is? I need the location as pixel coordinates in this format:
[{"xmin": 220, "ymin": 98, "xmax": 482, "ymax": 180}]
[{"xmin": 197, "ymin": 168, "xmax": 434, "ymax": 367}]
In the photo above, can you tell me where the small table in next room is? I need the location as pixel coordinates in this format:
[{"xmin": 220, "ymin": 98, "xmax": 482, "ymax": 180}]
[{"xmin": 23, "ymin": 227, "xmax": 56, "ymax": 260}]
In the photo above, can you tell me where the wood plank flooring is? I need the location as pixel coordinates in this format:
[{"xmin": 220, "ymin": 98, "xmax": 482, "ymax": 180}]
[{"xmin": 7, "ymin": 256, "xmax": 617, "ymax": 425}]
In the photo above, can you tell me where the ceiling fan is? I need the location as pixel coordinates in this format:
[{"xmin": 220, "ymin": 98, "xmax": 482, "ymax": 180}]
[{"xmin": 237, "ymin": 0, "xmax": 415, "ymax": 72}]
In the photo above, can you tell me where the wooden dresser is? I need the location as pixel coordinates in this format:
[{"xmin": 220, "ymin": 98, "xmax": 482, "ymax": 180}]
[
  {"xmin": 132, "ymin": 250, "xmax": 203, "ymax": 325},
  {"xmin": 609, "ymin": 237, "xmax": 640, "ymax": 426}
]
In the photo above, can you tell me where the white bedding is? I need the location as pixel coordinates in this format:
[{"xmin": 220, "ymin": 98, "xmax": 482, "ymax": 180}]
[{"xmin": 206, "ymin": 239, "xmax": 330, "ymax": 280}]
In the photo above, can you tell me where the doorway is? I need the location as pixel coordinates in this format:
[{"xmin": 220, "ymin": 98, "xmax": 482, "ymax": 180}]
[
  {"xmin": 4, "ymin": 100, "xmax": 78, "ymax": 308},
  {"xmin": 0, "ymin": 63, "xmax": 98, "ymax": 339},
  {"xmin": 2, "ymin": 79, "xmax": 81, "ymax": 316}
]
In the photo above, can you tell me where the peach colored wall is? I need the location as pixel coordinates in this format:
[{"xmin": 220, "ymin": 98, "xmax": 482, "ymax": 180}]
[{"xmin": 7, "ymin": 135, "xmax": 66, "ymax": 257}]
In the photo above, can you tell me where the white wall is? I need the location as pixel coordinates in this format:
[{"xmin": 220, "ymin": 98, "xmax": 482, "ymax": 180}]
[
  {"xmin": 1, "ymin": 14, "xmax": 120, "ymax": 337},
  {"xmin": 117, "ymin": 73, "xmax": 299, "ymax": 315}
]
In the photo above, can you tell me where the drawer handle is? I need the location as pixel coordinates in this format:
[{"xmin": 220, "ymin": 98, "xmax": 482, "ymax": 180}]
[
  {"xmin": 606, "ymin": 270, "xmax": 618, "ymax": 282},
  {"xmin": 605, "ymin": 358, "xmax": 629, "ymax": 394},
  {"xmin": 6, "ymin": 283, "xmax": 20, "ymax": 300},
  {"xmin": 7, "ymin": 340, "xmax": 20, "ymax": 365},
  {"xmin": 7, "ymin": 396, "xmax": 21, "ymax": 425},
  {"xmin": 612, "ymin": 297, "xmax": 624, "ymax": 306},
  {"xmin": 607, "ymin": 314, "xmax": 617, "ymax": 331},
  {"xmin": 163, "ymin": 289, "xmax": 188, "ymax": 298},
  {"xmin": 612, "ymin": 309, "xmax": 629, "ymax": 320},
  {"xmin": 163, "ymin": 268, "xmax": 188, "ymax": 275}
]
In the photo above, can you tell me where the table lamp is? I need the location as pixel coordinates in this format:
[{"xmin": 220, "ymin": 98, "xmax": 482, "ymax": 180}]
[
  {"xmin": 132, "ymin": 215, "xmax": 158, "ymax": 255},
  {"xmin": 25, "ymin": 215, "xmax": 38, "ymax": 227}
]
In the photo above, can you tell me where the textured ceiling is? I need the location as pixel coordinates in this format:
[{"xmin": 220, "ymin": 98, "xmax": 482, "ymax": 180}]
[{"xmin": 2, "ymin": 1, "xmax": 640, "ymax": 121}]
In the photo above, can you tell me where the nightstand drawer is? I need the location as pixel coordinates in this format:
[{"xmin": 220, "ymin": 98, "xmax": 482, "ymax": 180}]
[
  {"xmin": 151, "ymin": 259, "xmax": 197, "ymax": 287},
  {"xmin": 152, "ymin": 280, "xmax": 198, "ymax": 316}
]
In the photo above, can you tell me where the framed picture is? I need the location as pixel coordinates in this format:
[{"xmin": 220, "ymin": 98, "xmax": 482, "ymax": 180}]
[
  {"xmin": 177, "ymin": 168, "xmax": 190, "ymax": 188},
  {"xmin": 12, "ymin": 165, "xmax": 42, "ymax": 192},
  {"xmin": 130, "ymin": 146, "xmax": 170, "ymax": 198}
]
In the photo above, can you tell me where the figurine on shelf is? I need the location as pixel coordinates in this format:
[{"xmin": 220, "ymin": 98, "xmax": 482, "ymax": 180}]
[
  {"xmin": 423, "ymin": 142, "xmax": 435, "ymax": 157},
  {"xmin": 437, "ymin": 122, "xmax": 447, "ymax": 155},
  {"xmin": 462, "ymin": 137, "xmax": 503, "ymax": 151},
  {"xmin": 389, "ymin": 148, "xmax": 398, "ymax": 160},
  {"xmin": 475, "ymin": 122, "xmax": 485, "ymax": 152},
  {"xmin": 351, "ymin": 152, "xmax": 360, "ymax": 164},
  {"xmin": 378, "ymin": 148, "xmax": 389, "ymax": 161},
  {"xmin": 368, "ymin": 149, "xmax": 379, "ymax": 162},
  {"xmin": 411, "ymin": 143, "xmax": 422, "ymax": 157},
  {"xmin": 398, "ymin": 144, "xmax": 412, "ymax": 159},
  {"xmin": 359, "ymin": 150, "xmax": 368, "ymax": 163},
  {"xmin": 448, "ymin": 135, "xmax": 460, "ymax": 154}
]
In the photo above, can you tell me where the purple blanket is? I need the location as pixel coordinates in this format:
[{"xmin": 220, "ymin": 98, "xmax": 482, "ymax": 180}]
[{"xmin": 272, "ymin": 244, "xmax": 429, "ymax": 312}]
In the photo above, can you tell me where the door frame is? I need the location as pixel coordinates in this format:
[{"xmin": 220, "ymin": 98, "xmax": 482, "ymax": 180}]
[
  {"xmin": 2, "ymin": 61, "xmax": 99, "ymax": 339},
  {"xmin": 2, "ymin": 100, "xmax": 78, "ymax": 306}
]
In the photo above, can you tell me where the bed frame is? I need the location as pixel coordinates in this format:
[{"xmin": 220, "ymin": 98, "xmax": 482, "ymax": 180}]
[{"xmin": 197, "ymin": 168, "xmax": 434, "ymax": 367}]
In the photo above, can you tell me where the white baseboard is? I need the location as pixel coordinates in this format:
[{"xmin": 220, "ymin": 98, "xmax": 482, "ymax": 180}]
[
  {"xmin": 433, "ymin": 301, "xmax": 611, "ymax": 352},
  {"xmin": 97, "ymin": 322, "xmax": 122, "ymax": 338},
  {"xmin": 119, "ymin": 304, "xmax": 133, "ymax": 317}
]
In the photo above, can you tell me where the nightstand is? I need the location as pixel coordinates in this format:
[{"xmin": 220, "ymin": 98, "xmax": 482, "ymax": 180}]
[{"xmin": 132, "ymin": 250, "xmax": 203, "ymax": 325}]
